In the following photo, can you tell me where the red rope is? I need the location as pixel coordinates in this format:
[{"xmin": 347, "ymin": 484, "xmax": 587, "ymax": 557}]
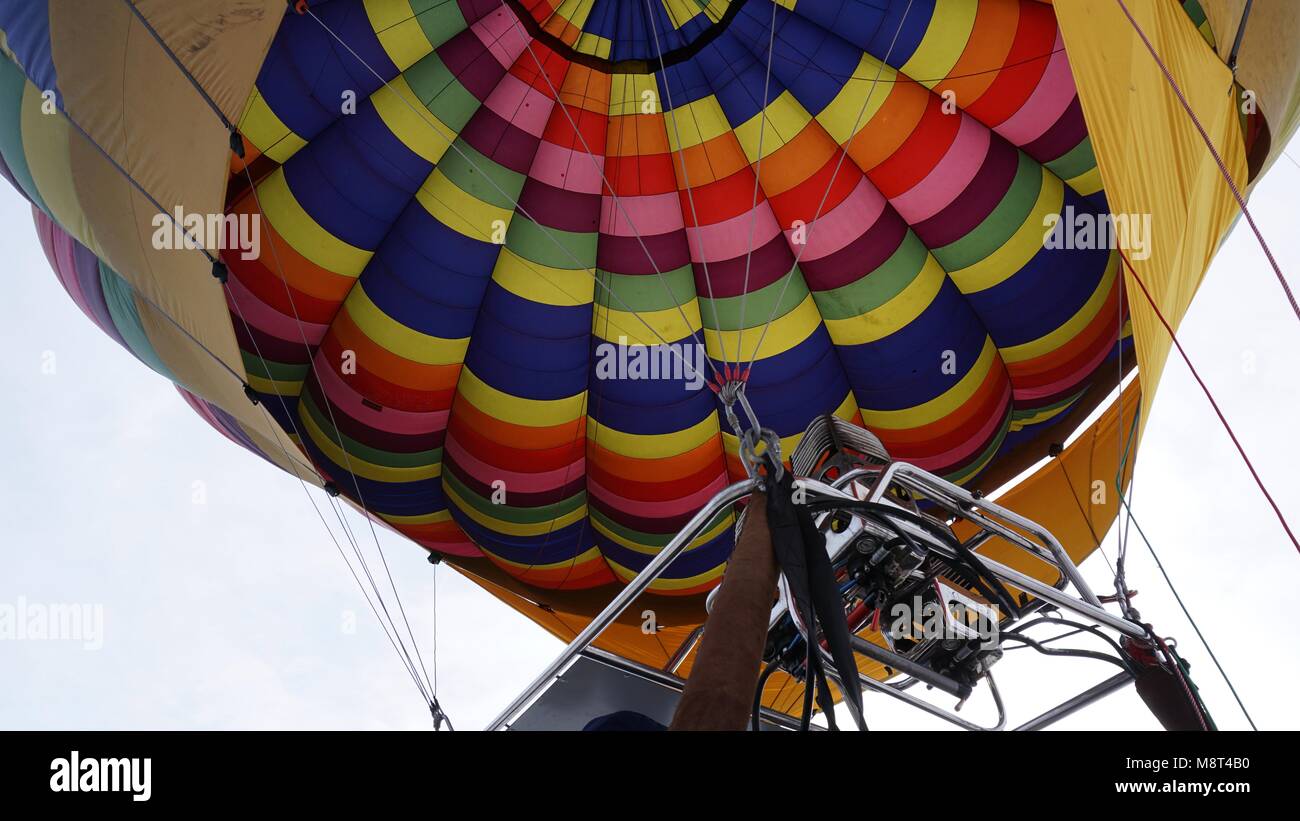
[
  {"xmin": 1120, "ymin": 250, "xmax": 1300, "ymax": 554},
  {"xmin": 1115, "ymin": 0, "xmax": 1300, "ymax": 323}
]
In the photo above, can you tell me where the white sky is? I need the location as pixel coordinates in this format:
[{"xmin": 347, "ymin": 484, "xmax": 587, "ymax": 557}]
[{"xmin": 1, "ymin": 135, "xmax": 1297, "ymax": 732}]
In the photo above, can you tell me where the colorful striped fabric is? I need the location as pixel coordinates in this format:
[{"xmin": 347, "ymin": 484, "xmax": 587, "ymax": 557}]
[{"xmin": 214, "ymin": 0, "xmax": 1128, "ymax": 593}]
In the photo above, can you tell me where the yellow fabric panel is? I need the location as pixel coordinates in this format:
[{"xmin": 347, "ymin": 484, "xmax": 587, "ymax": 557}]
[
  {"xmin": 953, "ymin": 379, "xmax": 1142, "ymax": 576},
  {"xmin": 40, "ymin": 1, "xmax": 313, "ymax": 484},
  {"xmin": 1054, "ymin": 0, "xmax": 1247, "ymax": 431},
  {"xmin": 1201, "ymin": 0, "xmax": 1300, "ymax": 179}
]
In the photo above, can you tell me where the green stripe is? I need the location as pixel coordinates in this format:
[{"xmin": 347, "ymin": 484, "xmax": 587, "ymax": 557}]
[
  {"xmin": 410, "ymin": 0, "xmax": 469, "ymax": 50},
  {"xmin": 932, "ymin": 150, "xmax": 1041, "ymax": 272},
  {"xmin": 442, "ymin": 468, "xmax": 587, "ymax": 524},
  {"xmin": 0, "ymin": 60, "xmax": 48, "ymax": 214},
  {"xmin": 300, "ymin": 392, "xmax": 443, "ymax": 469},
  {"xmin": 437, "ymin": 140, "xmax": 522, "ymax": 209},
  {"xmin": 99, "ymin": 265, "xmax": 175, "ymax": 381},
  {"xmin": 405, "ymin": 53, "xmax": 479, "ymax": 133},
  {"xmin": 507, "ymin": 215, "xmax": 597, "ymax": 269},
  {"xmin": 811, "ymin": 231, "xmax": 926, "ymax": 321},
  {"xmin": 701, "ymin": 267, "xmax": 808, "ymax": 331},
  {"xmin": 596, "ymin": 265, "xmax": 695, "ymax": 312},
  {"xmin": 1045, "ymin": 136, "xmax": 1098, "ymax": 185},
  {"xmin": 589, "ymin": 504, "xmax": 731, "ymax": 549}
]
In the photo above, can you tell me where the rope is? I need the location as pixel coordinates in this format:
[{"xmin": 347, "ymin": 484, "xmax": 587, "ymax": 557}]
[
  {"xmin": 1119, "ymin": 251, "xmax": 1299, "ymax": 554},
  {"xmin": 1115, "ymin": 502, "xmax": 1256, "ymax": 729},
  {"xmin": 1115, "ymin": 0, "xmax": 1300, "ymax": 324}
]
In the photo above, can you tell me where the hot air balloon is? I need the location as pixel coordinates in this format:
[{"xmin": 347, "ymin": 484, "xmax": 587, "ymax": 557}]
[{"xmin": 1, "ymin": 0, "xmax": 1295, "ymax": 729}]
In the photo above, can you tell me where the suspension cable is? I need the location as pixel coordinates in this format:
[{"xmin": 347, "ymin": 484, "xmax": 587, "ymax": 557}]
[
  {"xmin": 36, "ymin": 28, "xmax": 446, "ymax": 719},
  {"xmin": 1120, "ymin": 251, "xmax": 1299, "ymax": 554}
]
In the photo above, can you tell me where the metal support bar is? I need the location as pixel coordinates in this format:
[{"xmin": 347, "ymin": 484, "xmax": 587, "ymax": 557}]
[
  {"xmin": 848, "ymin": 635, "xmax": 971, "ymax": 700},
  {"xmin": 487, "ymin": 478, "xmax": 761, "ymax": 730},
  {"xmin": 1014, "ymin": 672, "xmax": 1135, "ymax": 731}
]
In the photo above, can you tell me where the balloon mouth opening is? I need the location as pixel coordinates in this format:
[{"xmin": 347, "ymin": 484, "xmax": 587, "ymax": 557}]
[{"xmin": 504, "ymin": 0, "xmax": 747, "ymax": 74}]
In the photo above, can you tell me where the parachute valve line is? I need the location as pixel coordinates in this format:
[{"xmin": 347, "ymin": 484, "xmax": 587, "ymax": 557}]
[
  {"xmin": 1119, "ymin": 251, "xmax": 1299, "ymax": 555},
  {"xmin": 1115, "ymin": 0, "xmax": 1299, "ymax": 325}
]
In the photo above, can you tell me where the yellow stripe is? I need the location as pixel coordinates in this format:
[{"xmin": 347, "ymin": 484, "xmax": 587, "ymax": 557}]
[
  {"xmin": 860, "ymin": 337, "xmax": 998, "ymax": 429},
  {"xmin": 299, "ymin": 403, "xmax": 442, "ymax": 482},
  {"xmin": 345, "ymin": 284, "xmax": 470, "ymax": 365},
  {"xmin": 258, "ymin": 169, "xmax": 372, "ymax": 275},
  {"xmin": 365, "ymin": 0, "xmax": 435, "ymax": 71},
  {"xmin": 595, "ymin": 299, "xmax": 702, "ymax": 347},
  {"xmin": 380, "ymin": 508, "xmax": 454, "ymax": 526},
  {"xmin": 245, "ymin": 373, "xmax": 304, "ymax": 397},
  {"xmin": 1065, "ymin": 164, "xmax": 1103, "ymax": 197},
  {"xmin": 1002, "ymin": 251, "xmax": 1119, "ymax": 364},
  {"xmin": 372, "ymin": 77, "xmax": 455, "ymax": 164},
  {"xmin": 664, "ymin": 95, "xmax": 732, "ymax": 153},
  {"xmin": 823, "ymin": 254, "xmax": 945, "ymax": 345},
  {"xmin": 588, "ymin": 412, "xmax": 719, "ymax": 459},
  {"xmin": 949, "ymin": 168, "xmax": 1064, "ymax": 293},
  {"xmin": 899, "ymin": 0, "xmax": 977, "ymax": 89},
  {"xmin": 593, "ymin": 508, "xmax": 733, "ymax": 556},
  {"xmin": 485, "ymin": 543, "xmax": 605, "ymax": 574},
  {"xmin": 734, "ymin": 91, "xmax": 812, "ymax": 161},
  {"xmin": 607, "ymin": 557, "xmax": 726, "ymax": 591},
  {"xmin": 20, "ymin": 84, "xmax": 94, "ymax": 249},
  {"xmin": 609, "ymin": 73, "xmax": 661, "ymax": 117},
  {"xmin": 457, "ymin": 367, "xmax": 586, "ymax": 427},
  {"xmin": 493, "ymin": 247, "xmax": 594, "ymax": 307},
  {"xmin": 237, "ymin": 88, "xmax": 306, "ymax": 164},
  {"xmin": 708, "ymin": 290, "xmax": 821, "ymax": 362},
  {"xmin": 416, "ymin": 166, "xmax": 514, "ymax": 240},
  {"xmin": 575, "ymin": 32, "xmax": 612, "ymax": 60},
  {"xmin": 817, "ymin": 55, "xmax": 897, "ymax": 144}
]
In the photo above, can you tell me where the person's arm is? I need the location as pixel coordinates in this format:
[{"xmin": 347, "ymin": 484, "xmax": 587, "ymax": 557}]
[{"xmin": 670, "ymin": 493, "xmax": 778, "ymax": 730}]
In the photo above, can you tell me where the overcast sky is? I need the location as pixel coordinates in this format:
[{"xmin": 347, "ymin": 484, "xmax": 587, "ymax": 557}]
[{"xmin": 1, "ymin": 132, "xmax": 1296, "ymax": 732}]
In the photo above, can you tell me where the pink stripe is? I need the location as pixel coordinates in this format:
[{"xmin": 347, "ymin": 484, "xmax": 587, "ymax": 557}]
[
  {"xmin": 587, "ymin": 472, "xmax": 728, "ymax": 520},
  {"xmin": 685, "ymin": 204, "xmax": 781, "ymax": 262},
  {"xmin": 313, "ymin": 350, "xmax": 450, "ymax": 435},
  {"xmin": 890, "ymin": 114, "xmax": 990, "ymax": 223},
  {"xmin": 1011, "ymin": 326, "xmax": 1115, "ymax": 403},
  {"xmin": 473, "ymin": 5, "xmax": 531, "ymax": 70},
  {"xmin": 600, "ymin": 190, "xmax": 684, "ymax": 236},
  {"xmin": 530, "ymin": 139, "xmax": 605, "ymax": 194},
  {"xmin": 790, "ymin": 177, "xmax": 886, "ymax": 262},
  {"xmin": 225, "ymin": 272, "xmax": 329, "ymax": 346},
  {"xmin": 995, "ymin": 32, "xmax": 1076, "ymax": 144},
  {"xmin": 485, "ymin": 73, "xmax": 555, "ymax": 139},
  {"xmin": 445, "ymin": 436, "xmax": 582, "ymax": 492}
]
